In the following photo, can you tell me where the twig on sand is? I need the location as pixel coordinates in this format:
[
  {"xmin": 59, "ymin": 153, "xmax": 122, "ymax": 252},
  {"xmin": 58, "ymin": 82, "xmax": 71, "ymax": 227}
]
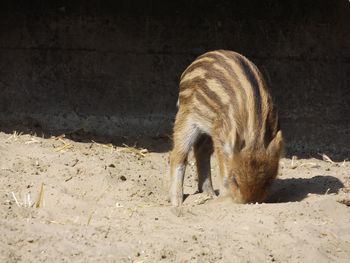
[
  {"xmin": 86, "ymin": 185, "xmax": 112, "ymax": 225},
  {"xmin": 47, "ymin": 220, "xmax": 65, "ymax": 225},
  {"xmin": 87, "ymin": 212, "xmax": 94, "ymax": 226},
  {"xmin": 290, "ymin": 156, "xmax": 298, "ymax": 169},
  {"xmin": 298, "ymin": 162, "xmax": 320, "ymax": 168},
  {"xmin": 11, "ymin": 192, "xmax": 20, "ymax": 207},
  {"xmin": 10, "ymin": 192, "xmax": 34, "ymax": 208},
  {"xmin": 27, "ymin": 193, "xmax": 33, "ymax": 207},
  {"xmin": 7, "ymin": 131, "xmax": 23, "ymax": 141},
  {"xmin": 54, "ymin": 138, "xmax": 73, "ymax": 152},
  {"xmin": 35, "ymin": 183, "xmax": 44, "ymax": 208},
  {"xmin": 25, "ymin": 138, "xmax": 40, "ymax": 144},
  {"xmin": 51, "ymin": 134, "xmax": 66, "ymax": 140},
  {"xmin": 91, "ymin": 140, "xmax": 115, "ymax": 150},
  {"xmin": 119, "ymin": 143, "xmax": 148, "ymax": 158},
  {"xmin": 65, "ymin": 175, "xmax": 73, "ymax": 182},
  {"xmin": 319, "ymin": 153, "xmax": 335, "ymax": 164},
  {"xmin": 90, "ymin": 140, "xmax": 149, "ymax": 157}
]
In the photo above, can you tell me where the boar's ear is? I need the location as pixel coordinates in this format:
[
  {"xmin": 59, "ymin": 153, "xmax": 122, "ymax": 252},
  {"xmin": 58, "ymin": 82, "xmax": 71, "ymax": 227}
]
[{"xmin": 267, "ymin": 130, "xmax": 283, "ymax": 158}]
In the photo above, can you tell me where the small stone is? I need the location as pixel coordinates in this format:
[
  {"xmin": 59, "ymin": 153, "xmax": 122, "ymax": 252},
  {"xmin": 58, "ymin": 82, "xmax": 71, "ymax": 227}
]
[{"xmin": 120, "ymin": 175, "xmax": 127, "ymax": 181}]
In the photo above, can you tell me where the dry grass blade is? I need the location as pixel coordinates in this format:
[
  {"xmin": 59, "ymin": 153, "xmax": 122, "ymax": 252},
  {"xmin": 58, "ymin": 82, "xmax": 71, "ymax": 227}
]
[
  {"xmin": 25, "ymin": 138, "xmax": 40, "ymax": 144},
  {"xmin": 91, "ymin": 140, "xmax": 115, "ymax": 149},
  {"xmin": 120, "ymin": 143, "xmax": 148, "ymax": 157},
  {"xmin": 55, "ymin": 143, "xmax": 73, "ymax": 152},
  {"xmin": 51, "ymin": 134, "xmax": 66, "ymax": 140},
  {"xmin": 7, "ymin": 131, "xmax": 23, "ymax": 141},
  {"xmin": 27, "ymin": 193, "xmax": 33, "ymax": 207},
  {"xmin": 298, "ymin": 162, "xmax": 320, "ymax": 168},
  {"xmin": 290, "ymin": 155, "xmax": 298, "ymax": 169},
  {"xmin": 87, "ymin": 211, "xmax": 94, "ymax": 225},
  {"xmin": 54, "ymin": 138, "xmax": 73, "ymax": 152},
  {"xmin": 319, "ymin": 153, "xmax": 335, "ymax": 164},
  {"xmin": 47, "ymin": 220, "xmax": 65, "ymax": 225},
  {"xmin": 65, "ymin": 175, "xmax": 73, "ymax": 182},
  {"xmin": 139, "ymin": 149, "xmax": 148, "ymax": 155},
  {"xmin": 11, "ymin": 192, "xmax": 20, "ymax": 207},
  {"xmin": 35, "ymin": 183, "xmax": 44, "ymax": 208}
]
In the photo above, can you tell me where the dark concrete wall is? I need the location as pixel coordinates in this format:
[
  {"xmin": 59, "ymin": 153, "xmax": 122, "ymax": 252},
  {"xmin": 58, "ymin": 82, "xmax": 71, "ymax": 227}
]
[{"xmin": 0, "ymin": 0, "xmax": 349, "ymax": 156}]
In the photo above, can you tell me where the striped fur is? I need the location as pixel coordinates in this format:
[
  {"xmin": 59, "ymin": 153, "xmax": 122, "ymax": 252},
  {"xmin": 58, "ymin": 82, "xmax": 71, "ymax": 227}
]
[{"xmin": 169, "ymin": 50, "xmax": 283, "ymax": 206}]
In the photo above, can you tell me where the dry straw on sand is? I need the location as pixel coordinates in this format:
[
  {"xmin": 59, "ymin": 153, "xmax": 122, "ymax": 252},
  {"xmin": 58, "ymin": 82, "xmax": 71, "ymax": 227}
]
[
  {"xmin": 54, "ymin": 138, "xmax": 73, "ymax": 152},
  {"xmin": 35, "ymin": 183, "xmax": 44, "ymax": 208},
  {"xmin": 319, "ymin": 153, "xmax": 335, "ymax": 164},
  {"xmin": 91, "ymin": 140, "xmax": 149, "ymax": 158}
]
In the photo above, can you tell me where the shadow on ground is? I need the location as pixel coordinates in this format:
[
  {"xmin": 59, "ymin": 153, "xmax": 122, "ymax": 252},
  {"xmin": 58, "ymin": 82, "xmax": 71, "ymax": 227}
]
[
  {"xmin": 1, "ymin": 122, "xmax": 349, "ymax": 159},
  {"xmin": 267, "ymin": 175, "xmax": 345, "ymax": 203}
]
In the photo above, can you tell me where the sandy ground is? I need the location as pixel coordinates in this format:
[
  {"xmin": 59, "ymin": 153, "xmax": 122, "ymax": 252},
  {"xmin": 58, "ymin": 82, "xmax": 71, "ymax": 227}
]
[{"xmin": 0, "ymin": 130, "xmax": 349, "ymax": 263}]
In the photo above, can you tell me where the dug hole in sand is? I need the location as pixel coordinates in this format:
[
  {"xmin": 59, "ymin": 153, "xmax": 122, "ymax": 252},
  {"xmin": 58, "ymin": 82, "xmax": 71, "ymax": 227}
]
[{"xmin": 0, "ymin": 131, "xmax": 349, "ymax": 262}]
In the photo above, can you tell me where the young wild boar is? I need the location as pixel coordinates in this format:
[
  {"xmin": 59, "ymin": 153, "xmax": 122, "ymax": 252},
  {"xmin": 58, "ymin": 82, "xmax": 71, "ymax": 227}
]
[{"xmin": 169, "ymin": 50, "xmax": 283, "ymax": 207}]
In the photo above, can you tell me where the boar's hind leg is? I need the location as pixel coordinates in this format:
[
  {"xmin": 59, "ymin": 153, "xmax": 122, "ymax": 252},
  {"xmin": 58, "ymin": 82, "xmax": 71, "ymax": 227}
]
[
  {"xmin": 169, "ymin": 118, "xmax": 200, "ymax": 207},
  {"xmin": 194, "ymin": 134, "xmax": 215, "ymax": 196}
]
